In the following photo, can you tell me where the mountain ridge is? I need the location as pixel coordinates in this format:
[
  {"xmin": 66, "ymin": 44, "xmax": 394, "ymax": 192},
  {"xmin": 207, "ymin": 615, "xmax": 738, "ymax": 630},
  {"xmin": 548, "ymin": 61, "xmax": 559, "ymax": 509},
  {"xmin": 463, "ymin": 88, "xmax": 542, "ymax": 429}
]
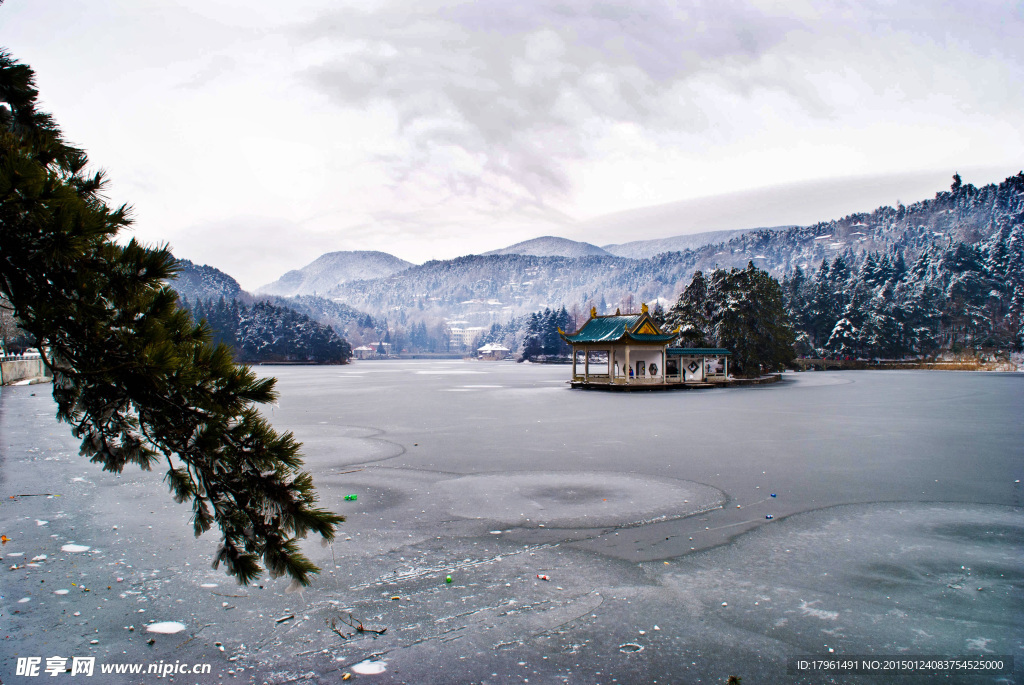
[
  {"xmin": 174, "ymin": 172, "xmax": 1024, "ymax": 355},
  {"xmin": 322, "ymin": 172, "xmax": 1024, "ymax": 322}
]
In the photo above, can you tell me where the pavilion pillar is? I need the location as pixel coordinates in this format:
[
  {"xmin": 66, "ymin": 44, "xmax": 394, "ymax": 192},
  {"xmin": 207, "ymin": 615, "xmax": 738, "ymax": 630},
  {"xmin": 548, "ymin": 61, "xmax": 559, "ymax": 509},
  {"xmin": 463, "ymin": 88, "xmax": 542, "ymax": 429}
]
[
  {"xmin": 572, "ymin": 346, "xmax": 577, "ymax": 379},
  {"xmin": 724, "ymin": 357, "xmax": 729, "ymax": 380},
  {"xmin": 584, "ymin": 346, "xmax": 589, "ymax": 381},
  {"xmin": 661, "ymin": 349, "xmax": 666, "ymax": 384},
  {"xmin": 625, "ymin": 345, "xmax": 631, "ymax": 384}
]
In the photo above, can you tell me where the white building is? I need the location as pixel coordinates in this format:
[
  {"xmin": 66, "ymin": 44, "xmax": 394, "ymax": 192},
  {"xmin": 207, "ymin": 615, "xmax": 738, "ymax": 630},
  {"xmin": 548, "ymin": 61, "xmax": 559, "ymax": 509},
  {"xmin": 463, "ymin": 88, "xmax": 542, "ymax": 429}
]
[
  {"xmin": 449, "ymin": 326, "xmax": 488, "ymax": 349},
  {"xmin": 477, "ymin": 343, "xmax": 510, "ymax": 360}
]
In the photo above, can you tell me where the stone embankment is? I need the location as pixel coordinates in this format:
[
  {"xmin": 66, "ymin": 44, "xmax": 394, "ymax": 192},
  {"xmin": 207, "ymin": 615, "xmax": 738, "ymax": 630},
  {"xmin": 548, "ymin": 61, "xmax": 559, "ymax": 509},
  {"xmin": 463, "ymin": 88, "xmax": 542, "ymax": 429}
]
[{"xmin": 0, "ymin": 354, "xmax": 50, "ymax": 385}]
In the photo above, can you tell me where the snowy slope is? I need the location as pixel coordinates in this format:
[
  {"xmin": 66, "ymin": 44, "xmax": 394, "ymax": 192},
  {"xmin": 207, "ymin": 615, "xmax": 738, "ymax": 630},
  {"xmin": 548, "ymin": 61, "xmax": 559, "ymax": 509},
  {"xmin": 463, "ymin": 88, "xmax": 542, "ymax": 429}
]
[
  {"xmin": 257, "ymin": 251, "xmax": 413, "ymax": 297},
  {"xmin": 603, "ymin": 227, "xmax": 793, "ymax": 258}
]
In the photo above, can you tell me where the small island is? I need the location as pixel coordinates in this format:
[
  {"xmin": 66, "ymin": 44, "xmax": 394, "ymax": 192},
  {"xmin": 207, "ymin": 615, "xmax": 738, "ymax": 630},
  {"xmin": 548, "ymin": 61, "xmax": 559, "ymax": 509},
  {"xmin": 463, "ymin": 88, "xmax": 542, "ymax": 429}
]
[{"xmin": 560, "ymin": 303, "xmax": 733, "ymax": 389}]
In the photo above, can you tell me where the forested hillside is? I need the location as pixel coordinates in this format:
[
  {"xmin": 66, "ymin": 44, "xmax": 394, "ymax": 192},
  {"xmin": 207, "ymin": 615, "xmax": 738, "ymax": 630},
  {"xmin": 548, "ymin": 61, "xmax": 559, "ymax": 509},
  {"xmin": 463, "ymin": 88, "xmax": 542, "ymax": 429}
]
[
  {"xmin": 783, "ymin": 223, "xmax": 1023, "ymax": 358},
  {"xmin": 169, "ymin": 260, "xmax": 370, "ymax": 359},
  {"xmin": 169, "ymin": 258, "xmax": 244, "ymax": 302},
  {"xmin": 180, "ymin": 297, "xmax": 352, "ymax": 364},
  {"xmin": 327, "ymin": 252, "xmax": 688, "ymax": 321}
]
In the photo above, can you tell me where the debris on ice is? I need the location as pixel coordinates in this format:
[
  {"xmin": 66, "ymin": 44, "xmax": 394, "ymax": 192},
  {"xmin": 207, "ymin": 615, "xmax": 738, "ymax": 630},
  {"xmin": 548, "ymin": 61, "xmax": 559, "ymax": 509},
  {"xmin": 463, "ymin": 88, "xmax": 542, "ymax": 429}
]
[
  {"xmin": 351, "ymin": 661, "xmax": 387, "ymax": 675},
  {"xmin": 145, "ymin": 622, "xmax": 187, "ymax": 634}
]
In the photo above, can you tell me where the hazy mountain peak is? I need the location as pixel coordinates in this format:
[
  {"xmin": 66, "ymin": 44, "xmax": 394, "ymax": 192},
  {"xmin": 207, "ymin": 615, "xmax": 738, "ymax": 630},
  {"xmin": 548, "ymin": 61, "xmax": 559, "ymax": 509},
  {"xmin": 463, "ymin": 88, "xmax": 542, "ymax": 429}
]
[
  {"xmin": 257, "ymin": 250, "xmax": 412, "ymax": 297},
  {"xmin": 484, "ymin": 236, "xmax": 611, "ymax": 258}
]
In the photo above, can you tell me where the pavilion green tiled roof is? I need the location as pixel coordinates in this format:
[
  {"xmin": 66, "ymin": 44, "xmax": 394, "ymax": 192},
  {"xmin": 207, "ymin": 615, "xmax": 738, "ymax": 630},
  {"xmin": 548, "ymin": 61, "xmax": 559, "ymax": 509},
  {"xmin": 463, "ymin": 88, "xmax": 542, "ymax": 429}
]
[
  {"xmin": 629, "ymin": 333, "xmax": 679, "ymax": 342},
  {"xmin": 563, "ymin": 314, "xmax": 638, "ymax": 342},
  {"xmin": 561, "ymin": 314, "xmax": 677, "ymax": 344}
]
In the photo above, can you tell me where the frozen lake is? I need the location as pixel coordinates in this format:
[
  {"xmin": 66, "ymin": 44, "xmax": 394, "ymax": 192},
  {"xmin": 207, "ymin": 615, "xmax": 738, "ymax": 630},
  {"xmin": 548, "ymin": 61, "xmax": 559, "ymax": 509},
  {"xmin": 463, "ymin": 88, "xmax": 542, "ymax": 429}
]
[{"xmin": 1, "ymin": 362, "xmax": 1021, "ymax": 684}]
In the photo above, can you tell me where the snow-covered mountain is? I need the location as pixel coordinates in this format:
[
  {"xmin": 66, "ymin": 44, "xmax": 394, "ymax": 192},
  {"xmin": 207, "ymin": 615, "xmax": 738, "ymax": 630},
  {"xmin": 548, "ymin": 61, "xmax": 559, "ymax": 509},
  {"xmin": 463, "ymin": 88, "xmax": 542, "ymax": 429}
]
[
  {"xmin": 483, "ymin": 236, "xmax": 611, "ymax": 258},
  {"xmin": 178, "ymin": 172, "xmax": 1024, "ymax": 363},
  {"xmin": 602, "ymin": 227, "xmax": 793, "ymax": 259},
  {"xmin": 257, "ymin": 251, "xmax": 412, "ymax": 297},
  {"xmin": 324, "ymin": 173, "xmax": 1023, "ymax": 323}
]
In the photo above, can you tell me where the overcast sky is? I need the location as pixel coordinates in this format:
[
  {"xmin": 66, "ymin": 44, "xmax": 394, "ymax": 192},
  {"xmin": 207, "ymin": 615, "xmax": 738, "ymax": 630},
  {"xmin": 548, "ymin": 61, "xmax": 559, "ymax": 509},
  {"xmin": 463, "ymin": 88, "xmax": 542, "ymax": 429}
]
[{"xmin": 3, "ymin": 1, "xmax": 1022, "ymax": 289}]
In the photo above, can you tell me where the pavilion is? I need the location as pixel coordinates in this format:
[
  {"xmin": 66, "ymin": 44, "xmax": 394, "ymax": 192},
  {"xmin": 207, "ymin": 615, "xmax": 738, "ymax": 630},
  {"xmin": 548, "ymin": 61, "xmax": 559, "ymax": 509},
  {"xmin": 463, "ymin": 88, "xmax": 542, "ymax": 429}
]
[{"xmin": 559, "ymin": 304, "xmax": 731, "ymax": 389}]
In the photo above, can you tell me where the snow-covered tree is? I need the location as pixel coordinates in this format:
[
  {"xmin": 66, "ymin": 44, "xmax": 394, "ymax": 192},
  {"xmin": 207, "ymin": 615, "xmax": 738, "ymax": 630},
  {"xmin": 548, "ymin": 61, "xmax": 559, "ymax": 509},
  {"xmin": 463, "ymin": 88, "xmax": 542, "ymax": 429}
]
[
  {"xmin": 0, "ymin": 52, "xmax": 341, "ymax": 585},
  {"xmin": 668, "ymin": 263, "xmax": 795, "ymax": 375}
]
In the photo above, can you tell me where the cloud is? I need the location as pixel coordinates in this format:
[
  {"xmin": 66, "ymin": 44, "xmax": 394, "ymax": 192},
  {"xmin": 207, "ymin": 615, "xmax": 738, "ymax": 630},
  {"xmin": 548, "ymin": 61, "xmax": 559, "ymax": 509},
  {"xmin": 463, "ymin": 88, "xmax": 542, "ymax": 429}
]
[
  {"xmin": 292, "ymin": 0, "xmax": 1023, "ymax": 225},
  {"xmin": 293, "ymin": 1, "xmax": 807, "ymax": 211},
  {"xmin": 10, "ymin": 0, "xmax": 1020, "ymax": 282},
  {"xmin": 572, "ymin": 164, "xmax": 1024, "ymax": 247}
]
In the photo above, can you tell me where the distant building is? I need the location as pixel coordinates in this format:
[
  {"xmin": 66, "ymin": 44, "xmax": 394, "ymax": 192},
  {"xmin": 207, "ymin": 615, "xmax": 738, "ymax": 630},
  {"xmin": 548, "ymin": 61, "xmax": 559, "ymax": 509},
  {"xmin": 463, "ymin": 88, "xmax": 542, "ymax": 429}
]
[
  {"xmin": 353, "ymin": 342, "xmax": 391, "ymax": 359},
  {"xmin": 559, "ymin": 304, "xmax": 730, "ymax": 389},
  {"xmin": 449, "ymin": 326, "xmax": 487, "ymax": 349},
  {"xmin": 477, "ymin": 343, "xmax": 510, "ymax": 360}
]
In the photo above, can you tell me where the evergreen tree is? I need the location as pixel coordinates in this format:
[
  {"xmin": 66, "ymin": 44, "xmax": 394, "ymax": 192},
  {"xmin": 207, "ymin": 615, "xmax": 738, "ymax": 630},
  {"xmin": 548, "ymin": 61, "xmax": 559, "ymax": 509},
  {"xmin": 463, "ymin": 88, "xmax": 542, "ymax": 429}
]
[
  {"xmin": 554, "ymin": 306, "xmax": 572, "ymax": 356},
  {"xmin": 825, "ymin": 283, "xmax": 869, "ymax": 357},
  {"xmin": 519, "ymin": 312, "xmax": 542, "ymax": 361},
  {"xmin": 782, "ymin": 266, "xmax": 809, "ymax": 334},
  {"xmin": 668, "ymin": 263, "xmax": 795, "ymax": 375},
  {"xmin": 826, "ymin": 317, "xmax": 860, "ymax": 357},
  {"xmin": 808, "ymin": 259, "xmax": 841, "ymax": 347},
  {"xmin": 0, "ymin": 53, "xmax": 341, "ymax": 585},
  {"xmin": 711, "ymin": 263, "xmax": 796, "ymax": 375},
  {"xmin": 664, "ymin": 270, "xmax": 712, "ymax": 347},
  {"xmin": 539, "ymin": 308, "xmax": 557, "ymax": 354},
  {"xmin": 863, "ymin": 283, "xmax": 901, "ymax": 358},
  {"xmin": 518, "ymin": 306, "xmax": 573, "ymax": 360},
  {"xmin": 650, "ymin": 301, "xmax": 666, "ymax": 327}
]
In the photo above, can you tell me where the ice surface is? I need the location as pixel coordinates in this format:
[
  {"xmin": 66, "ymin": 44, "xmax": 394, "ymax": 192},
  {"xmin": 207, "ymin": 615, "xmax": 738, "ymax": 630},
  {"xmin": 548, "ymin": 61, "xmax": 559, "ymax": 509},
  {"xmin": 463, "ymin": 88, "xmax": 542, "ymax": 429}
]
[
  {"xmin": 440, "ymin": 471, "xmax": 723, "ymax": 528},
  {"xmin": 414, "ymin": 369, "xmax": 483, "ymax": 375},
  {"xmin": 2, "ymin": 363, "xmax": 1021, "ymax": 684}
]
